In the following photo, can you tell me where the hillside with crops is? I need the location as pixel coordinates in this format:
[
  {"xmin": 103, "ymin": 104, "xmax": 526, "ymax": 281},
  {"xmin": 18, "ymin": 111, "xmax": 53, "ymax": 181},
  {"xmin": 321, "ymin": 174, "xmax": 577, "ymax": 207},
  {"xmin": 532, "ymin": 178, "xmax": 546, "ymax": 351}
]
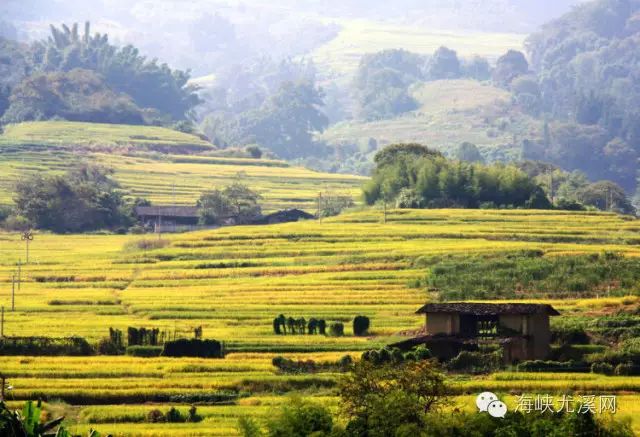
[
  {"xmin": 3, "ymin": 1, "xmax": 640, "ymax": 436},
  {"xmin": 1, "ymin": 209, "xmax": 640, "ymax": 435},
  {"xmin": 0, "ymin": 121, "xmax": 364, "ymax": 211}
]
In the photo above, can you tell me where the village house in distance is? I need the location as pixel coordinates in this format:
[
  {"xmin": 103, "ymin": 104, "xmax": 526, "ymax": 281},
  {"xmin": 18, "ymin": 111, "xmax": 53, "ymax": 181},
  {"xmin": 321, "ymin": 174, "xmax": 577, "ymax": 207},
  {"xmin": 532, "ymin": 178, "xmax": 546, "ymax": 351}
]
[
  {"xmin": 393, "ymin": 302, "xmax": 560, "ymax": 363},
  {"xmin": 135, "ymin": 205, "xmax": 314, "ymax": 233}
]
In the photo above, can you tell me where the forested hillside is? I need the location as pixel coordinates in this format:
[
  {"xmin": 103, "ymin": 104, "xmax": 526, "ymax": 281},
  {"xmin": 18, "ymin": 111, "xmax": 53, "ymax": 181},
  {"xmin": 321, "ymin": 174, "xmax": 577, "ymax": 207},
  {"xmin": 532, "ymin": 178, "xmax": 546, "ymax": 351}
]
[
  {"xmin": 0, "ymin": 23, "xmax": 199, "ymax": 127},
  {"xmin": 2, "ymin": 0, "xmax": 639, "ymax": 210},
  {"xmin": 317, "ymin": 0, "xmax": 640, "ymax": 207},
  {"xmin": 0, "ymin": 121, "xmax": 364, "ymax": 229},
  {"xmin": 522, "ymin": 0, "xmax": 640, "ymax": 194}
]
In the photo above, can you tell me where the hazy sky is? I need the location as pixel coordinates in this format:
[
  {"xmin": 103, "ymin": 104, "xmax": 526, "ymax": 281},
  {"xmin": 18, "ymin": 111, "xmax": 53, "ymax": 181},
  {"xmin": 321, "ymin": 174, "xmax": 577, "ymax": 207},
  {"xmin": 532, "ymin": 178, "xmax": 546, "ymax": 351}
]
[{"xmin": 2, "ymin": 0, "xmax": 583, "ymax": 76}]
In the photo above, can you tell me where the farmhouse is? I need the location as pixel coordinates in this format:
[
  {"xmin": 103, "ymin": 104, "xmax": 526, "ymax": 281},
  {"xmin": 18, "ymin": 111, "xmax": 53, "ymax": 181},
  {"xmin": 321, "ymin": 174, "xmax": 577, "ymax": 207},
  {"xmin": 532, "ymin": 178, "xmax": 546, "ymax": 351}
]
[
  {"xmin": 392, "ymin": 302, "xmax": 560, "ymax": 363},
  {"xmin": 135, "ymin": 206, "xmax": 201, "ymax": 232},
  {"xmin": 135, "ymin": 205, "xmax": 316, "ymax": 232}
]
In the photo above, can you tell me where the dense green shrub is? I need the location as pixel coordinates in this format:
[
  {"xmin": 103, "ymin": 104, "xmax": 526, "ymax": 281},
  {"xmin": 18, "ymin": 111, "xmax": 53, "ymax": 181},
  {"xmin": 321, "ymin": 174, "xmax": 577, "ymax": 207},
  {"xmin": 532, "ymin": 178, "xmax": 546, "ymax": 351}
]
[
  {"xmin": 272, "ymin": 355, "xmax": 353, "ymax": 374},
  {"xmin": 614, "ymin": 362, "xmax": 640, "ymax": 376},
  {"xmin": 551, "ymin": 326, "xmax": 590, "ymax": 345},
  {"xmin": 146, "ymin": 409, "xmax": 165, "ymax": 423},
  {"xmin": 591, "ymin": 362, "xmax": 614, "ymax": 375},
  {"xmin": 352, "ymin": 315, "xmax": 370, "ymax": 336},
  {"xmin": 237, "ymin": 416, "xmax": 263, "ymax": 437},
  {"xmin": 169, "ymin": 393, "xmax": 240, "ymax": 404},
  {"xmin": 414, "ymin": 345, "xmax": 433, "ymax": 360},
  {"xmin": 328, "ymin": 322, "xmax": 344, "ymax": 337},
  {"xmin": 446, "ymin": 351, "xmax": 502, "ymax": 374},
  {"xmin": 340, "ymin": 360, "xmax": 448, "ymax": 436},
  {"xmin": 318, "ymin": 192, "xmax": 355, "ymax": 218},
  {"xmin": 363, "ymin": 346, "xmax": 433, "ymax": 366},
  {"xmin": 0, "ymin": 336, "xmax": 94, "ymax": 356},
  {"xmin": 162, "ymin": 339, "xmax": 223, "ymax": 358},
  {"xmin": 549, "ymin": 344, "xmax": 605, "ymax": 362},
  {"xmin": 265, "ymin": 397, "xmax": 334, "ymax": 437},
  {"xmin": 165, "ymin": 407, "xmax": 182, "ymax": 423},
  {"xmin": 97, "ymin": 339, "xmax": 122, "ymax": 356},
  {"xmin": 187, "ymin": 406, "xmax": 203, "ymax": 423},
  {"xmin": 587, "ymin": 347, "xmax": 640, "ymax": 367},
  {"xmin": 517, "ymin": 360, "xmax": 589, "ymax": 373},
  {"xmin": 144, "ymin": 406, "xmax": 203, "ymax": 424}
]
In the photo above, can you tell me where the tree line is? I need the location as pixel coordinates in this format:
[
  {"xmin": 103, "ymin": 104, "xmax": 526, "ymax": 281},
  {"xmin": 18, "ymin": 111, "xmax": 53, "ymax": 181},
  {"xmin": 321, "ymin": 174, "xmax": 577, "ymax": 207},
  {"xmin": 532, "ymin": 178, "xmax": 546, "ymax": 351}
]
[
  {"xmin": 353, "ymin": 46, "xmax": 525, "ymax": 122},
  {"xmin": 2, "ymin": 163, "xmax": 141, "ymax": 233},
  {"xmin": 238, "ymin": 357, "xmax": 634, "ymax": 436},
  {"xmin": 0, "ymin": 22, "xmax": 200, "ymax": 127},
  {"xmin": 476, "ymin": 0, "xmax": 640, "ymax": 198},
  {"xmin": 353, "ymin": 47, "xmax": 491, "ymax": 120},
  {"xmin": 273, "ymin": 315, "xmax": 370, "ymax": 337},
  {"xmin": 363, "ymin": 143, "xmax": 635, "ymax": 213},
  {"xmin": 363, "ymin": 143, "xmax": 551, "ymax": 210},
  {"xmin": 273, "ymin": 315, "xmax": 328, "ymax": 335},
  {"xmin": 1, "ymin": 164, "xmax": 328, "ymax": 233}
]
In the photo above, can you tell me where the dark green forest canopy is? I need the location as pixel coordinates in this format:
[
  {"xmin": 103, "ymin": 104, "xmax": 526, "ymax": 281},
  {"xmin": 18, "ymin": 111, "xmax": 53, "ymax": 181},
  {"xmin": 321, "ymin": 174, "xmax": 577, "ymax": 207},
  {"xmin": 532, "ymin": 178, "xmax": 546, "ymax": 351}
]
[
  {"xmin": 202, "ymin": 80, "xmax": 328, "ymax": 159},
  {"xmin": 523, "ymin": 0, "xmax": 640, "ymax": 193},
  {"xmin": 363, "ymin": 143, "xmax": 551, "ymax": 209},
  {"xmin": 12, "ymin": 164, "xmax": 136, "ymax": 233},
  {"xmin": 0, "ymin": 22, "xmax": 200, "ymax": 125},
  {"xmin": 373, "ymin": 143, "xmax": 443, "ymax": 167},
  {"xmin": 353, "ymin": 48, "xmax": 490, "ymax": 121}
]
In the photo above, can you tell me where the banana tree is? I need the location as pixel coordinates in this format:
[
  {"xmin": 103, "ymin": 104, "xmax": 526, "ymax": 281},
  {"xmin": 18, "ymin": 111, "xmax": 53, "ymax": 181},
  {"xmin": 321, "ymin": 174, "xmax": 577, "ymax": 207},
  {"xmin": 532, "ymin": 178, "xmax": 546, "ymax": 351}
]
[{"xmin": 0, "ymin": 400, "xmax": 105, "ymax": 437}]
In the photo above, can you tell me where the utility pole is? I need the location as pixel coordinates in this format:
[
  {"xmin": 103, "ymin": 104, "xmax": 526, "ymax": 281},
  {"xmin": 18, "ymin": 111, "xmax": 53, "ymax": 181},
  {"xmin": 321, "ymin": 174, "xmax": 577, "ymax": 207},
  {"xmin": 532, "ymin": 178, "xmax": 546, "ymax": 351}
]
[
  {"xmin": 21, "ymin": 231, "xmax": 33, "ymax": 264},
  {"xmin": 11, "ymin": 274, "xmax": 15, "ymax": 311},
  {"xmin": 383, "ymin": 201, "xmax": 387, "ymax": 224},
  {"xmin": 156, "ymin": 212, "xmax": 162, "ymax": 240}
]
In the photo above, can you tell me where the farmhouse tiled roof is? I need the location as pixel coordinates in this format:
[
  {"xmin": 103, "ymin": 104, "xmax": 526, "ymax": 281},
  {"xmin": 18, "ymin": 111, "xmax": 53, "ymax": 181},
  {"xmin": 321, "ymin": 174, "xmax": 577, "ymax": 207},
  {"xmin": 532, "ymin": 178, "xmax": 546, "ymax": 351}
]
[
  {"xmin": 135, "ymin": 206, "xmax": 200, "ymax": 218},
  {"xmin": 416, "ymin": 302, "xmax": 560, "ymax": 316}
]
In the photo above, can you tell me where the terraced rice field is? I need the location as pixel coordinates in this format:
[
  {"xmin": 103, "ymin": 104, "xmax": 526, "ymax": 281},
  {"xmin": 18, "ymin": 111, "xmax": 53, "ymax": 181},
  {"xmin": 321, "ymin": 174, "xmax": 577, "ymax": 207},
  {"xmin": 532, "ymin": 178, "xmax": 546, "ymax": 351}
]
[
  {"xmin": 319, "ymin": 79, "xmax": 541, "ymax": 159},
  {"xmin": 0, "ymin": 121, "xmax": 365, "ymax": 210},
  {"xmin": 310, "ymin": 19, "xmax": 524, "ymax": 78},
  {"xmin": 1, "ymin": 209, "xmax": 640, "ymax": 435},
  {"xmin": 3, "ymin": 355, "xmax": 640, "ymax": 436}
]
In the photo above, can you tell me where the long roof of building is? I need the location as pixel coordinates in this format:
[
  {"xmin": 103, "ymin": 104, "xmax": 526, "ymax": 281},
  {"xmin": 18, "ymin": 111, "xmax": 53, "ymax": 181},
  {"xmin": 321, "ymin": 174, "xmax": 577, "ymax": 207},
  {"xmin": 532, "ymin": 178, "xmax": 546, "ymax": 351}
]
[
  {"xmin": 135, "ymin": 206, "xmax": 199, "ymax": 218},
  {"xmin": 416, "ymin": 302, "xmax": 560, "ymax": 316}
]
